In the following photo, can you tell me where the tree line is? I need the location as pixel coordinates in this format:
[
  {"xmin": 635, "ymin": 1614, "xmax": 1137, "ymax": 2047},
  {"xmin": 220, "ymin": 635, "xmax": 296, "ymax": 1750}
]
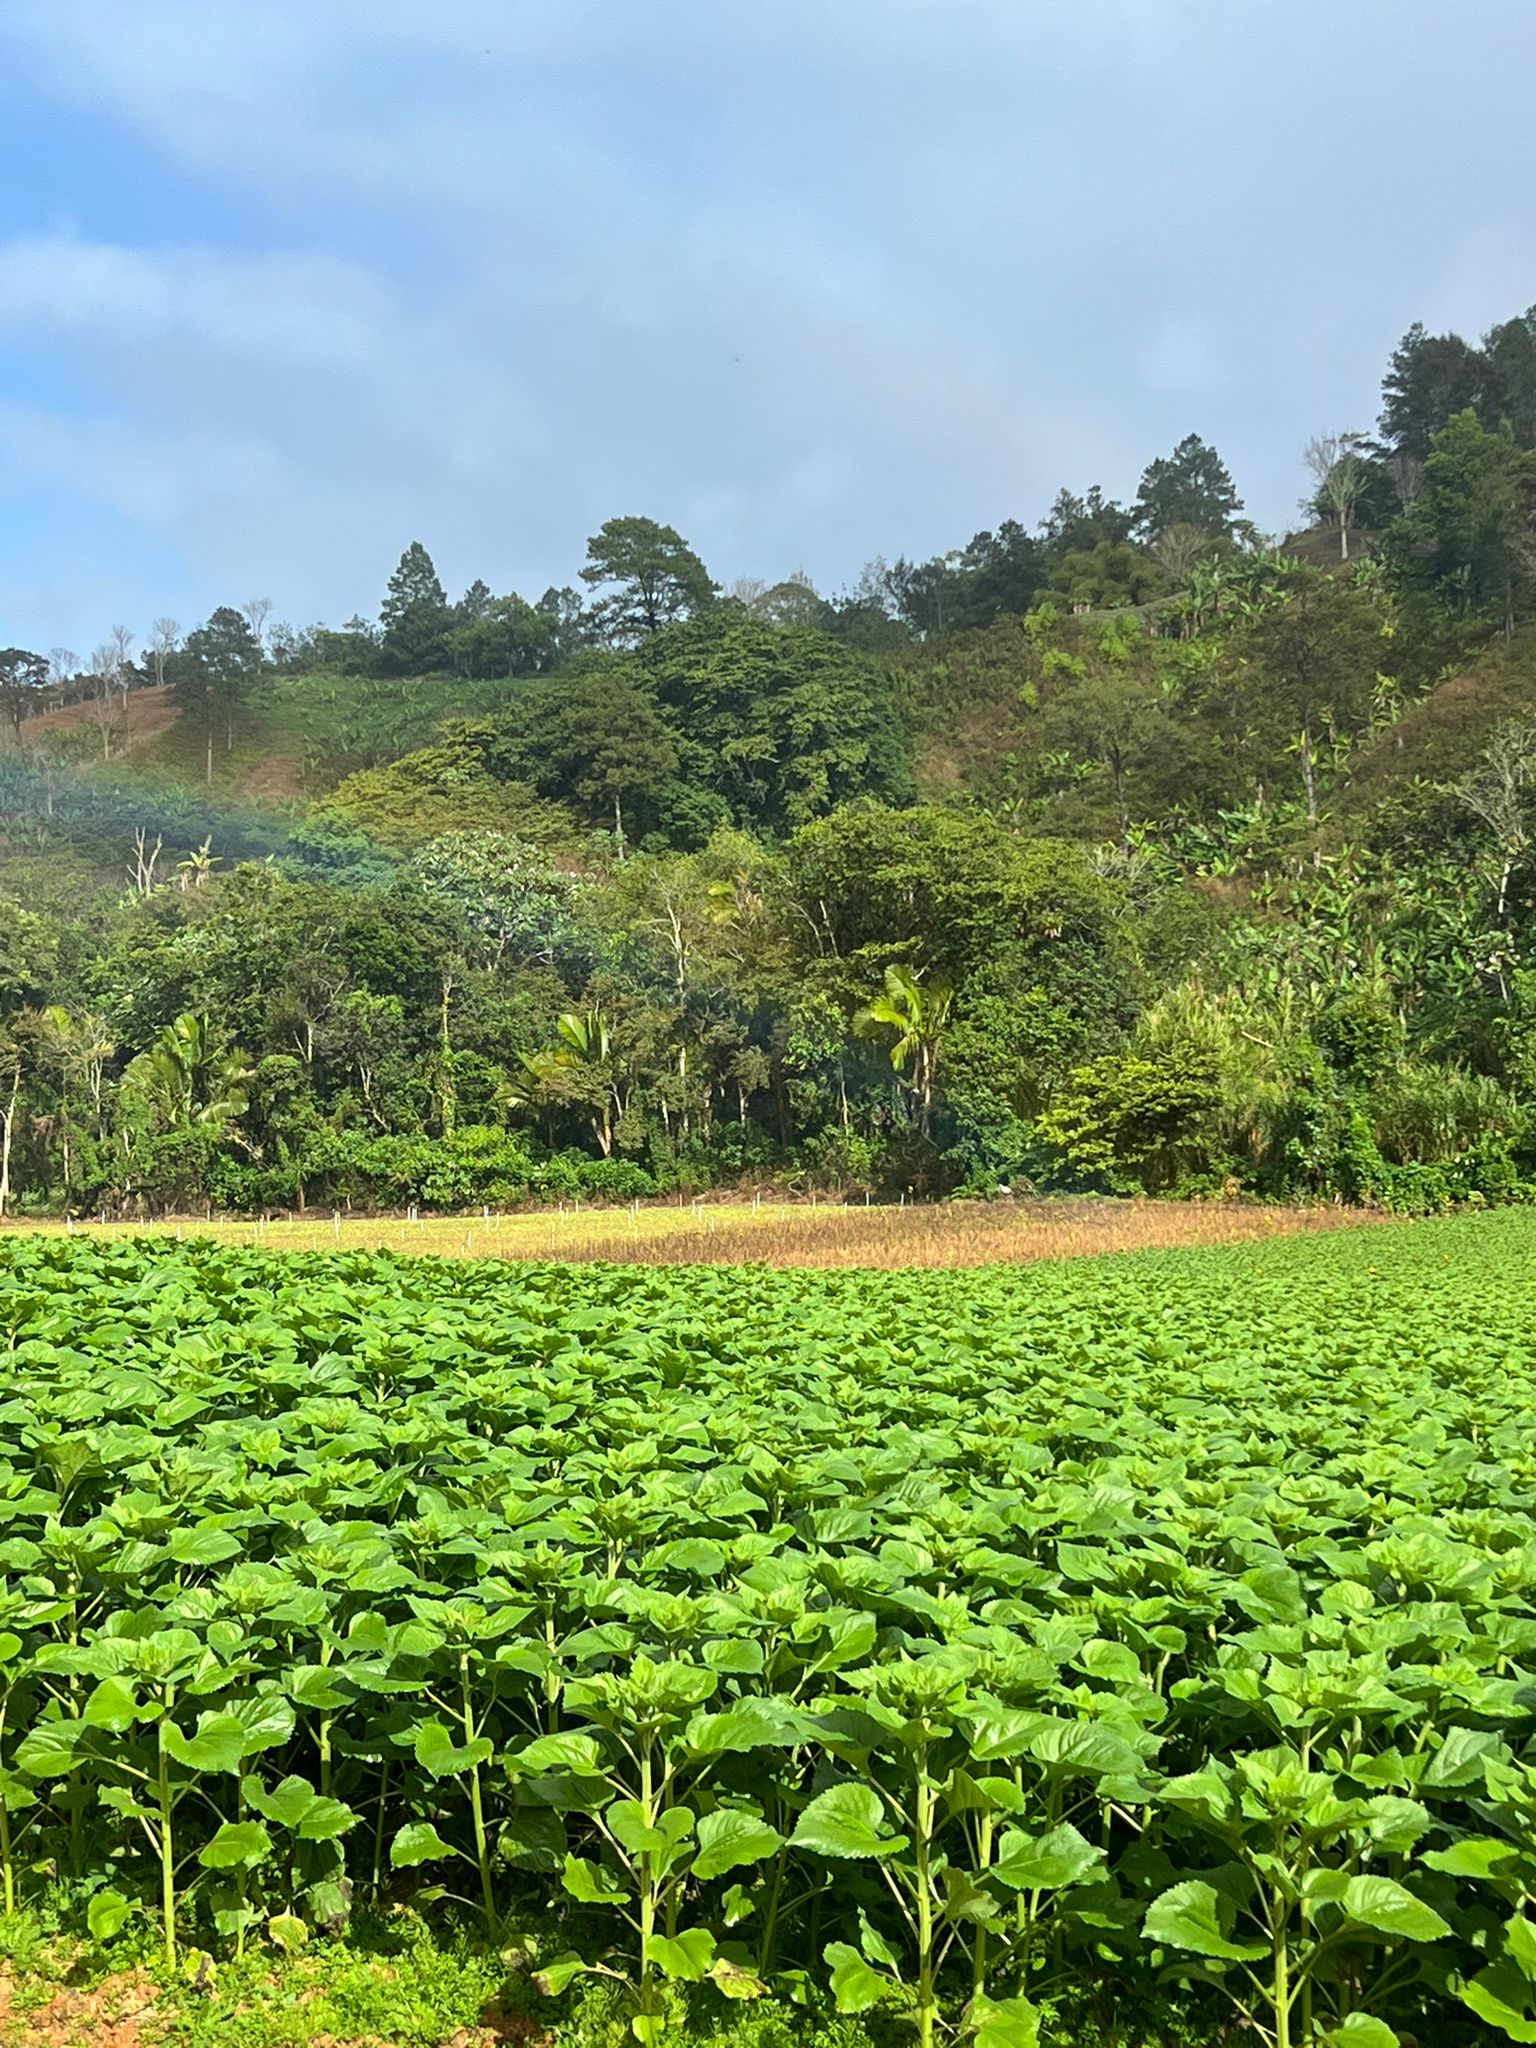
[{"xmin": 6, "ymin": 310, "xmax": 1536, "ymax": 1215}]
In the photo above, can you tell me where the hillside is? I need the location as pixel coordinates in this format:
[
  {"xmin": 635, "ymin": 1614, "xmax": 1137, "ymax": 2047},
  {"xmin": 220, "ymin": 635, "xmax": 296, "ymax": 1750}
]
[
  {"xmin": 17, "ymin": 669, "xmax": 534, "ymax": 805},
  {"xmin": 9, "ymin": 379, "xmax": 1536, "ymax": 1225}
]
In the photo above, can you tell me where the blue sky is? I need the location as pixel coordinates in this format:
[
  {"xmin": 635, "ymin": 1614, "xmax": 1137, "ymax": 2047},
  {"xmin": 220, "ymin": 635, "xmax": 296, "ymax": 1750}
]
[{"xmin": 2, "ymin": 0, "xmax": 1535, "ymax": 654}]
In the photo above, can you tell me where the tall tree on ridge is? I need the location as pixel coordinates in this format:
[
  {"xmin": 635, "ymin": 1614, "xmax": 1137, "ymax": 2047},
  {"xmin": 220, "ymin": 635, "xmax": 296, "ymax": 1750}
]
[
  {"xmin": 0, "ymin": 649, "xmax": 47, "ymax": 741},
  {"xmin": 581, "ymin": 516, "xmax": 717, "ymax": 643},
  {"xmin": 1133, "ymin": 434, "xmax": 1244, "ymax": 542},
  {"xmin": 176, "ymin": 607, "xmax": 262, "ymax": 781},
  {"xmin": 379, "ymin": 542, "xmax": 452, "ymax": 674}
]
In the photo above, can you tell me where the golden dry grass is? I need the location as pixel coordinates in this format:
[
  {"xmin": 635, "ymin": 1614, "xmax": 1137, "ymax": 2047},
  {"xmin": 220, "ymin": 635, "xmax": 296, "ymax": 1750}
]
[{"xmin": 4, "ymin": 1197, "xmax": 1393, "ymax": 1269}]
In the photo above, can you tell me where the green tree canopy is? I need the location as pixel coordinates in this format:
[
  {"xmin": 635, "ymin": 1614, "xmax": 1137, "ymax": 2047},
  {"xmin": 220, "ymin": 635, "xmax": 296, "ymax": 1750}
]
[
  {"xmin": 1379, "ymin": 321, "xmax": 1489, "ymax": 465},
  {"xmin": 174, "ymin": 607, "xmax": 263, "ymax": 781},
  {"xmin": 784, "ymin": 803, "xmax": 1121, "ymax": 987},
  {"xmin": 379, "ymin": 542, "xmax": 452, "ymax": 674},
  {"xmin": 0, "ymin": 648, "xmax": 47, "ymax": 740},
  {"xmin": 1393, "ymin": 409, "xmax": 1536, "ymax": 637},
  {"xmin": 1483, "ymin": 308, "xmax": 1536, "ymax": 447},
  {"xmin": 1039, "ymin": 486, "xmax": 1134, "ymax": 556},
  {"xmin": 449, "ymin": 593, "xmax": 559, "ymax": 678},
  {"xmin": 500, "ymin": 666, "xmax": 682, "ymax": 850},
  {"xmin": 1133, "ymin": 434, "xmax": 1244, "ymax": 542},
  {"xmin": 640, "ymin": 618, "xmax": 914, "ymax": 833},
  {"xmin": 580, "ymin": 517, "xmax": 717, "ymax": 642}
]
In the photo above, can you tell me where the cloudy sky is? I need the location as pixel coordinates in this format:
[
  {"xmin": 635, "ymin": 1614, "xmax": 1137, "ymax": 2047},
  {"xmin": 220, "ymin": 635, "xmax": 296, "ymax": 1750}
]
[{"xmin": 1, "ymin": 0, "xmax": 1533, "ymax": 652}]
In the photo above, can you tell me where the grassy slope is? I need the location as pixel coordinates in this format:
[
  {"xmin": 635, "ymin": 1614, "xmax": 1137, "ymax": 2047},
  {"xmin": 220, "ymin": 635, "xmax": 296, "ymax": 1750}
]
[
  {"xmin": 18, "ymin": 670, "xmax": 525, "ymax": 806},
  {"xmin": 1334, "ymin": 628, "xmax": 1536, "ymax": 830},
  {"xmin": 11, "ymin": 623, "xmax": 1536, "ymax": 890},
  {"xmin": 898, "ymin": 613, "xmax": 1536, "ymax": 828}
]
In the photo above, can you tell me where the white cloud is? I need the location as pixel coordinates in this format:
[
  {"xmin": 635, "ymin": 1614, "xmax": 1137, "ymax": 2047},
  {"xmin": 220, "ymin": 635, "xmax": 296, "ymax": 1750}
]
[
  {"xmin": 3, "ymin": 0, "xmax": 1536, "ymax": 646},
  {"xmin": 0, "ymin": 239, "xmax": 396, "ymax": 368}
]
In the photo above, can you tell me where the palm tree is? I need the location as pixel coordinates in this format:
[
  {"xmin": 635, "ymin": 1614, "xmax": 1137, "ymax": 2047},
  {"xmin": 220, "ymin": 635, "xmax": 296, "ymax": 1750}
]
[
  {"xmin": 500, "ymin": 1008, "xmax": 627, "ymax": 1156},
  {"xmin": 124, "ymin": 1013, "xmax": 251, "ymax": 1140},
  {"xmin": 853, "ymin": 965, "xmax": 954, "ymax": 1135}
]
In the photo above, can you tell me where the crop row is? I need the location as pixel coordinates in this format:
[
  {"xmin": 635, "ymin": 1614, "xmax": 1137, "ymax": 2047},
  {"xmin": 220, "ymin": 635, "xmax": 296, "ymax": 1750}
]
[{"xmin": 1, "ymin": 1216, "xmax": 1536, "ymax": 2044}]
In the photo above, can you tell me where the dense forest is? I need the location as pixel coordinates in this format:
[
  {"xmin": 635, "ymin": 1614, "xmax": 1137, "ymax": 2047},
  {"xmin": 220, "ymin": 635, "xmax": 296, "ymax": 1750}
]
[{"xmin": 6, "ymin": 310, "xmax": 1536, "ymax": 1217}]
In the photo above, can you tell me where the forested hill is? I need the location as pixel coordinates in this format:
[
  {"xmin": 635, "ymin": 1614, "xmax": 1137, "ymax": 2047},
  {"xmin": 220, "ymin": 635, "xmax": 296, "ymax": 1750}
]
[{"xmin": 5, "ymin": 312, "xmax": 1536, "ymax": 1219}]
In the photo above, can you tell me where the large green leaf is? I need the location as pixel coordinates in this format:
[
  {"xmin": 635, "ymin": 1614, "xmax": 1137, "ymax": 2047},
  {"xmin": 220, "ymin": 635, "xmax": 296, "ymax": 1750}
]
[
  {"xmin": 1424, "ymin": 1724, "xmax": 1507, "ymax": 1788},
  {"xmin": 693, "ymin": 1808, "xmax": 783, "ymax": 1881},
  {"xmin": 791, "ymin": 1784, "xmax": 908, "ymax": 1861},
  {"xmin": 87, "ymin": 1891, "xmax": 135, "ymax": 1942},
  {"xmin": 561, "ymin": 1854, "xmax": 629, "ymax": 1904},
  {"xmin": 1337, "ymin": 1876, "xmax": 1450, "ymax": 1943},
  {"xmin": 163, "ymin": 1713, "xmax": 248, "ymax": 1776},
  {"xmin": 646, "ymin": 1928, "xmax": 715, "ymax": 1980},
  {"xmin": 168, "ymin": 1526, "xmax": 244, "ymax": 1568},
  {"xmin": 606, "ymin": 1800, "xmax": 694, "ymax": 1863},
  {"xmin": 971, "ymin": 1995, "xmax": 1041, "ymax": 2048},
  {"xmin": 1324, "ymin": 2017, "xmax": 1399, "ymax": 2047},
  {"xmin": 532, "ymin": 1953, "xmax": 589, "ymax": 1998},
  {"xmin": 413, "ymin": 1719, "xmax": 493, "ymax": 1780},
  {"xmin": 992, "ymin": 1822, "xmax": 1103, "ymax": 1892},
  {"xmin": 390, "ymin": 1821, "xmax": 455, "ymax": 1867},
  {"xmin": 824, "ymin": 1941, "xmax": 889, "ymax": 2012},
  {"xmin": 513, "ymin": 1732, "xmax": 607, "ymax": 1777},
  {"xmin": 1461, "ymin": 1963, "xmax": 1536, "ymax": 2042},
  {"xmin": 200, "ymin": 1820, "xmax": 272, "ymax": 1869},
  {"xmin": 1424, "ymin": 1835, "xmax": 1519, "ymax": 1878},
  {"xmin": 15, "ymin": 1720, "xmax": 88, "ymax": 1779},
  {"xmin": 82, "ymin": 1678, "xmax": 138, "ymax": 1732},
  {"xmin": 1143, "ymin": 1881, "xmax": 1267, "ymax": 1962}
]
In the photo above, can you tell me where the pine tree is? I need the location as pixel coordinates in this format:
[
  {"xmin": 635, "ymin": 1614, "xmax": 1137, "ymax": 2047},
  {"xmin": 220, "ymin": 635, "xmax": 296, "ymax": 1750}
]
[
  {"xmin": 174, "ymin": 607, "xmax": 262, "ymax": 781},
  {"xmin": 580, "ymin": 517, "xmax": 716, "ymax": 643},
  {"xmin": 379, "ymin": 543, "xmax": 451, "ymax": 674},
  {"xmin": 1378, "ymin": 322, "xmax": 1486, "ymax": 467},
  {"xmin": 1132, "ymin": 435, "xmax": 1243, "ymax": 541}
]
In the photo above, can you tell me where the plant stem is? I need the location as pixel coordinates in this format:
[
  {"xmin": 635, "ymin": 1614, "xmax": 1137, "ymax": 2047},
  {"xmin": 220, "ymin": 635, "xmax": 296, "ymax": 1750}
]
[
  {"xmin": 972, "ymin": 1809, "xmax": 995, "ymax": 2002},
  {"xmin": 914, "ymin": 1763, "xmax": 935, "ymax": 2048},
  {"xmin": 461, "ymin": 1655, "xmax": 495, "ymax": 1930},
  {"xmin": 638, "ymin": 1743, "xmax": 656, "ymax": 2025},
  {"xmin": 1273, "ymin": 1899, "xmax": 1290, "ymax": 2048},
  {"xmin": 371, "ymin": 1761, "xmax": 390, "ymax": 1901},
  {"xmin": 157, "ymin": 1703, "xmax": 177, "ymax": 1968},
  {"xmin": 757, "ymin": 1844, "xmax": 787, "ymax": 1978}
]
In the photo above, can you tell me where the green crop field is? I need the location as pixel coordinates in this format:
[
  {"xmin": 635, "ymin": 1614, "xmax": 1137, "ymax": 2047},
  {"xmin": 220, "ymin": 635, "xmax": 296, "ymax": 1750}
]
[{"xmin": 1, "ymin": 1213, "xmax": 1535, "ymax": 2046}]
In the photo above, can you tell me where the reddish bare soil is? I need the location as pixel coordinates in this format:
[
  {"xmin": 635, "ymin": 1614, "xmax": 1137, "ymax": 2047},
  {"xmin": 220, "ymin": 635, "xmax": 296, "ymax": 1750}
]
[
  {"xmin": 26, "ymin": 685, "xmax": 179, "ymax": 753},
  {"xmin": 0, "ymin": 1969, "xmax": 163, "ymax": 2048},
  {"xmin": 20, "ymin": 688, "xmax": 305, "ymax": 801}
]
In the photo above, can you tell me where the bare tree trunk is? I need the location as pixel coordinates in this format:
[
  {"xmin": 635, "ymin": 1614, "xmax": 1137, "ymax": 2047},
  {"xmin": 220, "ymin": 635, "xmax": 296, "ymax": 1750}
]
[
  {"xmin": 0, "ymin": 1063, "xmax": 19, "ymax": 1220},
  {"xmin": 205, "ymin": 726, "xmax": 213, "ymax": 785},
  {"xmin": 1300, "ymin": 720, "xmax": 1317, "ymax": 823}
]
